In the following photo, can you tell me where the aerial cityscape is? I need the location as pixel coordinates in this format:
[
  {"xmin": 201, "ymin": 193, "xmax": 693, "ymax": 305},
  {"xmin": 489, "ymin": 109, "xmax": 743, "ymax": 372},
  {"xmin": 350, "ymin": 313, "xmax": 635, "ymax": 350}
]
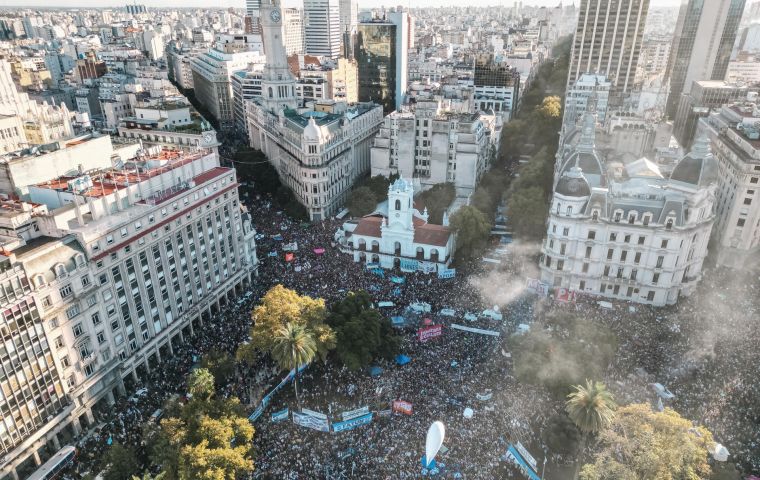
[{"xmin": 0, "ymin": 0, "xmax": 759, "ymax": 479}]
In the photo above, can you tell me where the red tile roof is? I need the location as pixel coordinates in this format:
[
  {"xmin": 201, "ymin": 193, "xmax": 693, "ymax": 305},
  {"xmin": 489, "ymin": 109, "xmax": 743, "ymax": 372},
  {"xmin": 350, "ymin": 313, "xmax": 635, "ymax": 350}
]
[
  {"xmin": 414, "ymin": 224, "xmax": 451, "ymax": 247},
  {"xmin": 352, "ymin": 216, "xmax": 382, "ymax": 238}
]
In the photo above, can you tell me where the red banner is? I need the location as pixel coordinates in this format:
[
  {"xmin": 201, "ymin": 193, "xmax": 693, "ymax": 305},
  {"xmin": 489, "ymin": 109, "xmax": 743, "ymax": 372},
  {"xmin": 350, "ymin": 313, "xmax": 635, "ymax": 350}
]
[
  {"xmin": 392, "ymin": 400, "xmax": 413, "ymax": 415},
  {"xmin": 417, "ymin": 325, "xmax": 442, "ymax": 343},
  {"xmin": 555, "ymin": 287, "xmax": 576, "ymax": 303},
  {"xmin": 285, "ymin": 253, "xmax": 295, "ymax": 262}
]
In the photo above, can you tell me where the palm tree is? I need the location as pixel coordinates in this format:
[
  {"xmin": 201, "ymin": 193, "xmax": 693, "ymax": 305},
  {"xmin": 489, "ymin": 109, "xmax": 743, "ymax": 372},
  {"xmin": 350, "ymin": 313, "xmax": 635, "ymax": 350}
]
[
  {"xmin": 566, "ymin": 380, "xmax": 616, "ymax": 479},
  {"xmin": 270, "ymin": 323, "xmax": 317, "ymax": 409}
]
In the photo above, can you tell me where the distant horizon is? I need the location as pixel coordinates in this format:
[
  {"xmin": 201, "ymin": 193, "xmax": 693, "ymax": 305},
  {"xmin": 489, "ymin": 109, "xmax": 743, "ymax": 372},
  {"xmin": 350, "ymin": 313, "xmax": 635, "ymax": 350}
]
[{"xmin": 0, "ymin": 0, "xmax": 685, "ymax": 11}]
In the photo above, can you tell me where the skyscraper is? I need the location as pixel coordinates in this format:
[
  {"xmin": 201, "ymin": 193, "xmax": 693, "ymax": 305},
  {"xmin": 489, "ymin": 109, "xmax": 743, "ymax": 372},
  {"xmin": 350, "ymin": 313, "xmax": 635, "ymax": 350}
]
[
  {"xmin": 339, "ymin": 0, "xmax": 358, "ymax": 35},
  {"xmin": 246, "ymin": 0, "xmax": 262, "ymax": 33},
  {"xmin": 665, "ymin": 0, "xmax": 747, "ymax": 119},
  {"xmin": 304, "ymin": 0, "xmax": 342, "ymax": 59},
  {"xmin": 568, "ymin": 0, "xmax": 649, "ymax": 103},
  {"xmin": 355, "ymin": 12, "xmax": 409, "ymax": 114}
]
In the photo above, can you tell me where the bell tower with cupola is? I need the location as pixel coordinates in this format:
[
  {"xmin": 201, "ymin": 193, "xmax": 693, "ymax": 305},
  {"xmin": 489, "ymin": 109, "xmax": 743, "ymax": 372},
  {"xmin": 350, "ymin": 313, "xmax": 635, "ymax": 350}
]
[{"xmin": 259, "ymin": 0, "xmax": 297, "ymax": 112}]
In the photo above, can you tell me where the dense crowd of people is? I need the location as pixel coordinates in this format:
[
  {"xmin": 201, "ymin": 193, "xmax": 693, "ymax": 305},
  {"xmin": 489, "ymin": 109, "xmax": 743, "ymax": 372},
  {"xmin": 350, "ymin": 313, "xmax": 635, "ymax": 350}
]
[{"xmin": 57, "ymin": 190, "xmax": 760, "ymax": 479}]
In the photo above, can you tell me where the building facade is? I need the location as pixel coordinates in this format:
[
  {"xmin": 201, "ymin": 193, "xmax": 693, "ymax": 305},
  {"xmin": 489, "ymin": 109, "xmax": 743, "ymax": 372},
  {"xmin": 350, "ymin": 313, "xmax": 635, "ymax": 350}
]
[
  {"xmin": 665, "ymin": 0, "xmax": 747, "ymax": 118},
  {"xmin": 370, "ymin": 100, "xmax": 502, "ymax": 198},
  {"xmin": 698, "ymin": 102, "xmax": 760, "ymax": 269},
  {"xmin": 355, "ymin": 13, "xmax": 408, "ymax": 114},
  {"xmin": 190, "ymin": 49, "xmax": 265, "ymax": 128},
  {"xmin": 541, "ymin": 115, "xmax": 717, "ymax": 306},
  {"xmin": 568, "ymin": 0, "xmax": 649, "ymax": 103},
  {"xmin": 673, "ymin": 81, "xmax": 748, "ymax": 149},
  {"xmin": 303, "ymin": 0, "xmax": 342, "ymax": 59},
  {"xmin": 564, "ymin": 74, "xmax": 611, "ymax": 129},
  {"xmin": 335, "ymin": 177, "xmax": 454, "ymax": 271},
  {"xmin": 283, "ymin": 8, "xmax": 305, "ymax": 55},
  {"xmin": 473, "ymin": 54, "xmax": 520, "ymax": 120}
]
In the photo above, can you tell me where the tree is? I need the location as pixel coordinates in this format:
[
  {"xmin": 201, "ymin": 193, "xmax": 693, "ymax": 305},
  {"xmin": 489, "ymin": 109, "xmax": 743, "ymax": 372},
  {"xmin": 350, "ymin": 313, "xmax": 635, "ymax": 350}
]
[
  {"xmin": 506, "ymin": 186, "xmax": 549, "ymax": 240},
  {"xmin": 243, "ymin": 286, "xmax": 336, "ymax": 406},
  {"xmin": 580, "ymin": 404, "xmax": 715, "ymax": 480},
  {"xmin": 187, "ymin": 368, "xmax": 215, "ymax": 402},
  {"xmin": 153, "ymin": 371, "xmax": 254, "ymax": 480},
  {"xmin": 326, "ymin": 291, "xmax": 400, "ymax": 371},
  {"xmin": 537, "ymin": 95, "xmax": 562, "ymax": 119},
  {"xmin": 416, "ymin": 183, "xmax": 456, "ymax": 224},
  {"xmin": 566, "ymin": 380, "xmax": 616, "ymax": 435},
  {"xmin": 363, "ymin": 175, "xmax": 392, "ymax": 198},
  {"xmin": 346, "ymin": 186, "xmax": 378, "ymax": 217},
  {"xmin": 450, "ymin": 205, "xmax": 491, "ymax": 260},
  {"xmin": 201, "ymin": 350, "xmax": 235, "ymax": 387},
  {"xmin": 269, "ymin": 322, "xmax": 316, "ymax": 408},
  {"xmin": 132, "ymin": 473, "xmax": 167, "ymax": 480},
  {"xmin": 102, "ymin": 444, "xmax": 140, "ymax": 480}
]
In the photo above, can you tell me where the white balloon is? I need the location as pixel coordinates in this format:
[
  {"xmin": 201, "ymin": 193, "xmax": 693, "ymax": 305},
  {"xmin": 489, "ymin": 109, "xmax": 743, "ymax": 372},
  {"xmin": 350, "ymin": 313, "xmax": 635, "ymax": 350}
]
[{"xmin": 425, "ymin": 421, "xmax": 446, "ymax": 467}]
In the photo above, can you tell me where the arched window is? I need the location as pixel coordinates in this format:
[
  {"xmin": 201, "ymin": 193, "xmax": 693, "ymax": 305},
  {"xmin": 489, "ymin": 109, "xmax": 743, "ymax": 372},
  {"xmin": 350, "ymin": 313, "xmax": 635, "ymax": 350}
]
[
  {"xmin": 395, "ymin": 199, "xmax": 401, "ymax": 210},
  {"xmin": 268, "ymin": 87, "xmax": 273, "ymax": 98},
  {"xmin": 592, "ymin": 210, "xmax": 599, "ymax": 221},
  {"xmin": 666, "ymin": 218, "xmax": 673, "ymax": 230},
  {"xmin": 556, "ymin": 203, "xmax": 561, "ymax": 215},
  {"xmin": 566, "ymin": 206, "xmax": 572, "ymax": 216}
]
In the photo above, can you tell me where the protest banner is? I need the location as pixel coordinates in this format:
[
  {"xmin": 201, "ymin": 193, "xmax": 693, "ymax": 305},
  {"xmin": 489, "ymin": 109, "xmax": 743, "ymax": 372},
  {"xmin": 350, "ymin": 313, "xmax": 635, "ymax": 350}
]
[
  {"xmin": 438, "ymin": 268, "xmax": 456, "ymax": 279},
  {"xmin": 400, "ymin": 259, "xmax": 418, "ymax": 272},
  {"xmin": 450, "ymin": 324, "xmax": 501, "ymax": 337},
  {"xmin": 332, "ymin": 413, "xmax": 373, "ymax": 432},
  {"xmin": 301, "ymin": 408, "xmax": 328, "ymax": 420},
  {"xmin": 392, "ymin": 400, "xmax": 413, "ymax": 415},
  {"xmin": 284, "ymin": 253, "xmax": 295, "ymax": 262},
  {"xmin": 555, "ymin": 287, "xmax": 577, "ymax": 303},
  {"xmin": 341, "ymin": 406, "xmax": 369, "ymax": 421},
  {"xmin": 526, "ymin": 278, "xmax": 549, "ymax": 297},
  {"xmin": 418, "ymin": 324, "xmax": 443, "ymax": 343},
  {"xmin": 516, "ymin": 441, "xmax": 538, "ymax": 472},
  {"xmin": 292, "ymin": 412, "xmax": 330, "ymax": 432},
  {"xmin": 418, "ymin": 262, "xmax": 437, "ymax": 274}
]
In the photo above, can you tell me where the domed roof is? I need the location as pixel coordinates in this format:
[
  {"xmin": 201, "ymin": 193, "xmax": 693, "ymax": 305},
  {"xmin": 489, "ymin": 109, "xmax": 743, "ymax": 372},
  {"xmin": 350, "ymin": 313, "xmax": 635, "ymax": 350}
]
[
  {"xmin": 555, "ymin": 166, "xmax": 591, "ymax": 197},
  {"xmin": 303, "ymin": 117, "xmax": 323, "ymax": 142},
  {"xmin": 670, "ymin": 136, "xmax": 718, "ymax": 187}
]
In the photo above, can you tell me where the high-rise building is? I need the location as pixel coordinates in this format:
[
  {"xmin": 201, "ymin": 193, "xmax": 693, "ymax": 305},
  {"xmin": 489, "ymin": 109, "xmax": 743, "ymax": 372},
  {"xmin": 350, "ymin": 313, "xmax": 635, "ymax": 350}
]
[
  {"xmin": 125, "ymin": 4, "xmax": 147, "ymax": 14},
  {"xmin": 355, "ymin": 12, "xmax": 409, "ymax": 114},
  {"xmin": 473, "ymin": 53, "xmax": 521, "ymax": 120},
  {"xmin": 283, "ymin": 8, "xmax": 305, "ymax": 55},
  {"xmin": 246, "ymin": 0, "xmax": 383, "ymax": 220},
  {"xmin": 664, "ymin": 0, "xmax": 747, "ymax": 119},
  {"xmin": 673, "ymin": 80, "xmax": 748, "ymax": 148},
  {"xmin": 303, "ymin": 0, "xmax": 342, "ymax": 59},
  {"xmin": 568, "ymin": 0, "xmax": 649, "ymax": 103},
  {"xmin": 246, "ymin": 0, "xmax": 262, "ymax": 33},
  {"xmin": 75, "ymin": 52, "xmax": 107, "ymax": 82},
  {"xmin": 339, "ymin": 0, "xmax": 358, "ymax": 35}
]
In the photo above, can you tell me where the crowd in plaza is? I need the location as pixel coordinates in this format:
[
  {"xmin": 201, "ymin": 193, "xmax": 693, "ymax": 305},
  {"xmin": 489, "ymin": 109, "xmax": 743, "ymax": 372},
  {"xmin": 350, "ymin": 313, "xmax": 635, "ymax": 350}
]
[{"xmin": 57, "ymin": 190, "xmax": 760, "ymax": 479}]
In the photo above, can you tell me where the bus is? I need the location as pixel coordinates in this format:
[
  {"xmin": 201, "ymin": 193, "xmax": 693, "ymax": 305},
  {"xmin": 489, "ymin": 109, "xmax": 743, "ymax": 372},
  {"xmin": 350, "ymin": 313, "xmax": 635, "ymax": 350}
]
[{"xmin": 27, "ymin": 446, "xmax": 77, "ymax": 480}]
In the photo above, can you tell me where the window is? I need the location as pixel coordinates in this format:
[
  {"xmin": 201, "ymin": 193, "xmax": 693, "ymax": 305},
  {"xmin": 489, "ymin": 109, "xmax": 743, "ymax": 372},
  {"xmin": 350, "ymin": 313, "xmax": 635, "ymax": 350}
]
[
  {"xmin": 566, "ymin": 206, "xmax": 572, "ymax": 216},
  {"xmin": 43, "ymin": 295, "xmax": 52, "ymax": 307},
  {"xmin": 81, "ymin": 275, "xmax": 91, "ymax": 287},
  {"xmin": 628, "ymin": 214, "xmax": 635, "ymax": 224},
  {"xmin": 647, "ymin": 291, "xmax": 655, "ymax": 301},
  {"xmin": 582, "ymin": 263, "xmax": 589, "ymax": 273},
  {"xmin": 61, "ymin": 355, "xmax": 70, "ymax": 368},
  {"xmin": 603, "ymin": 265, "xmax": 610, "ymax": 276},
  {"xmin": 620, "ymin": 250, "xmax": 628, "ymax": 262},
  {"xmin": 614, "ymin": 212, "xmax": 622, "ymax": 222},
  {"xmin": 661, "ymin": 239, "xmax": 668, "ymax": 249},
  {"xmin": 751, "ymin": 177, "xmax": 758, "ymax": 184},
  {"xmin": 631, "ymin": 269, "xmax": 637, "ymax": 280},
  {"xmin": 634, "ymin": 252, "xmax": 641, "ymax": 264},
  {"xmin": 87, "ymin": 295, "xmax": 97, "ymax": 307},
  {"xmin": 652, "ymin": 273, "xmax": 660, "ymax": 284},
  {"xmin": 638, "ymin": 236, "xmax": 645, "ymax": 245},
  {"xmin": 556, "ymin": 260, "xmax": 564, "ymax": 271},
  {"xmin": 592, "ymin": 210, "xmax": 598, "ymax": 221},
  {"xmin": 560, "ymin": 243, "xmax": 566, "ymax": 255},
  {"xmin": 72, "ymin": 322, "xmax": 83, "ymax": 337},
  {"xmin": 656, "ymin": 256, "xmax": 664, "ymax": 268},
  {"xmin": 106, "ymin": 235, "xmax": 114, "ymax": 245},
  {"xmin": 395, "ymin": 199, "xmax": 401, "ymax": 210},
  {"xmin": 120, "ymin": 227, "xmax": 128, "ymax": 237},
  {"xmin": 607, "ymin": 248, "xmax": 614, "ymax": 260},
  {"xmin": 579, "ymin": 280, "xmax": 585, "ymax": 290},
  {"xmin": 59, "ymin": 284, "xmax": 73, "ymax": 298},
  {"xmin": 585, "ymin": 246, "xmax": 592, "ymax": 258},
  {"xmin": 610, "ymin": 233, "xmax": 617, "ymax": 242},
  {"xmin": 92, "ymin": 312, "xmax": 101, "ymax": 326},
  {"xmin": 587, "ymin": 231, "xmax": 596, "ymax": 240},
  {"xmin": 737, "ymin": 218, "xmax": 746, "ymax": 227},
  {"xmin": 99, "ymin": 273, "xmax": 108, "ymax": 285},
  {"xmin": 84, "ymin": 364, "xmax": 95, "ymax": 377},
  {"xmin": 97, "ymin": 331, "xmax": 106, "ymax": 344},
  {"xmin": 624, "ymin": 235, "xmax": 630, "ymax": 243},
  {"xmin": 744, "ymin": 198, "xmax": 752, "ymax": 205},
  {"xmin": 666, "ymin": 219, "xmax": 673, "ymax": 230},
  {"xmin": 643, "ymin": 215, "xmax": 650, "ymax": 226},
  {"xmin": 55, "ymin": 336, "xmax": 64, "ymax": 348},
  {"xmin": 562, "ymin": 227, "xmax": 569, "ymax": 236}
]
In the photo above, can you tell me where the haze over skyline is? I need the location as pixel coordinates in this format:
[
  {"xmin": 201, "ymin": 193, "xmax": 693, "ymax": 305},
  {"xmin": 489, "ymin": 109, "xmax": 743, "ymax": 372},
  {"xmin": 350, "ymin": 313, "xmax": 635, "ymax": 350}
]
[{"xmin": 0, "ymin": 0, "xmax": 684, "ymax": 10}]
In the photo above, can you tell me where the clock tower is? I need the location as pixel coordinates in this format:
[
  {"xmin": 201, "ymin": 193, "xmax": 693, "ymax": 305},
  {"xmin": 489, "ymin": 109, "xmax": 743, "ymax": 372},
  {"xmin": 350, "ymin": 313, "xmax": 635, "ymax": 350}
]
[{"xmin": 259, "ymin": 0, "xmax": 297, "ymax": 112}]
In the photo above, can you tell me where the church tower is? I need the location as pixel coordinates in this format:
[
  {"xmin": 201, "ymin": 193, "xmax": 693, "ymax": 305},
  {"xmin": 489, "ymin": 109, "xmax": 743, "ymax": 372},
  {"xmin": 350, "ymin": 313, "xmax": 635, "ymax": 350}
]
[
  {"xmin": 259, "ymin": 0, "xmax": 297, "ymax": 112},
  {"xmin": 386, "ymin": 177, "xmax": 415, "ymax": 232}
]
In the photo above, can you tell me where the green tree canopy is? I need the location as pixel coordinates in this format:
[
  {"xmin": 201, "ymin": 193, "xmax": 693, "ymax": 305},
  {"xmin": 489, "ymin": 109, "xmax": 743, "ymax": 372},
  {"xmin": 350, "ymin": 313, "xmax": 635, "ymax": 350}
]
[
  {"xmin": 580, "ymin": 404, "xmax": 715, "ymax": 480},
  {"xmin": 346, "ymin": 186, "xmax": 378, "ymax": 217},
  {"xmin": 537, "ymin": 95, "xmax": 562, "ymax": 119},
  {"xmin": 102, "ymin": 444, "xmax": 140, "ymax": 480},
  {"xmin": 505, "ymin": 186, "xmax": 549, "ymax": 240},
  {"xmin": 416, "ymin": 183, "xmax": 456, "ymax": 224},
  {"xmin": 187, "ymin": 368, "xmax": 215, "ymax": 402},
  {"xmin": 566, "ymin": 380, "xmax": 617, "ymax": 435},
  {"xmin": 450, "ymin": 205, "xmax": 491, "ymax": 260},
  {"xmin": 200, "ymin": 350, "xmax": 235, "ymax": 389},
  {"xmin": 326, "ymin": 290, "xmax": 401, "ymax": 370},
  {"xmin": 153, "ymin": 371, "xmax": 254, "ymax": 480}
]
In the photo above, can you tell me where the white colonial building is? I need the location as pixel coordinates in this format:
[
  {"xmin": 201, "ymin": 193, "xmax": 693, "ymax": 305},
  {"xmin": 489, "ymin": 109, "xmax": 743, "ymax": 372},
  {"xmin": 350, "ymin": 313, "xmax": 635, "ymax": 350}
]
[
  {"xmin": 336, "ymin": 178, "xmax": 454, "ymax": 270},
  {"xmin": 246, "ymin": 0, "xmax": 383, "ymax": 221},
  {"xmin": 540, "ymin": 114, "xmax": 717, "ymax": 306}
]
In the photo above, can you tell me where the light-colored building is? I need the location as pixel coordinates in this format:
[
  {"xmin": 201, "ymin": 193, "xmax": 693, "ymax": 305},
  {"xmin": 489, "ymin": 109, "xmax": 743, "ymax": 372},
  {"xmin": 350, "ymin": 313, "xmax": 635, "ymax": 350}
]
[
  {"xmin": 304, "ymin": 0, "xmax": 342, "ymax": 59},
  {"xmin": 283, "ymin": 8, "xmax": 305, "ymax": 55},
  {"xmin": 0, "ymin": 140, "xmax": 257, "ymax": 480},
  {"xmin": 370, "ymin": 100, "xmax": 502, "ymax": 198},
  {"xmin": 231, "ymin": 69, "xmax": 264, "ymax": 134},
  {"xmin": 473, "ymin": 54, "xmax": 520, "ymax": 120},
  {"xmin": 338, "ymin": 0, "xmax": 358, "ymax": 35},
  {"xmin": 698, "ymin": 102, "xmax": 760, "ymax": 269},
  {"xmin": 568, "ymin": 0, "xmax": 649, "ymax": 103},
  {"xmin": 541, "ymin": 114, "xmax": 717, "ymax": 306},
  {"xmin": 564, "ymin": 74, "xmax": 611, "ymax": 128},
  {"xmin": 665, "ymin": 0, "xmax": 747, "ymax": 118},
  {"xmin": 726, "ymin": 59, "xmax": 760, "ymax": 85},
  {"xmin": 247, "ymin": 0, "xmax": 383, "ymax": 221},
  {"xmin": 335, "ymin": 177, "xmax": 454, "ymax": 270},
  {"xmin": 117, "ymin": 102, "xmax": 220, "ymax": 152}
]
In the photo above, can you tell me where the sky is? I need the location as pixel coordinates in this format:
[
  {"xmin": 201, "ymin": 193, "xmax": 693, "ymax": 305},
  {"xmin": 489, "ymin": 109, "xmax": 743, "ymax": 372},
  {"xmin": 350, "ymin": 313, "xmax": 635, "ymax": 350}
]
[{"xmin": 1, "ymin": 0, "xmax": 685, "ymax": 10}]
